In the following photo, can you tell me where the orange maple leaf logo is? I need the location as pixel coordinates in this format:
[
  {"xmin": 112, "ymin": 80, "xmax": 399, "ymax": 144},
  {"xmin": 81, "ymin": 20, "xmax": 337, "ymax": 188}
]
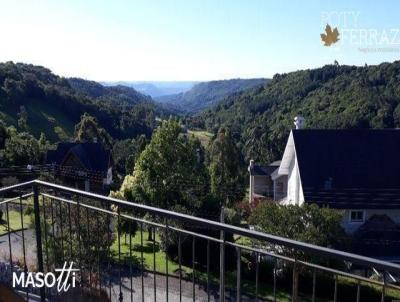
[{"xmin": 320, "ymin": 24, "xmax": 340, "ymax": 46}]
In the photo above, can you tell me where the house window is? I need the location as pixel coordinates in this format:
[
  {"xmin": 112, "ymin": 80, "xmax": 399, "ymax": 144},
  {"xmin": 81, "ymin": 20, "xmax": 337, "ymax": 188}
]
[{"xmin": 349, "ymin": 210, "xmax": 364, "ymax": 222}]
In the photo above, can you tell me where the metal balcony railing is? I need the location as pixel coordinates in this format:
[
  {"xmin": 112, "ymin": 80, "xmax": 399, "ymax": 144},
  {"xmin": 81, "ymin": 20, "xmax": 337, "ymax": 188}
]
[{"xmin": 0, "ymin": 180, "xmax": 400, "ymax": 301}]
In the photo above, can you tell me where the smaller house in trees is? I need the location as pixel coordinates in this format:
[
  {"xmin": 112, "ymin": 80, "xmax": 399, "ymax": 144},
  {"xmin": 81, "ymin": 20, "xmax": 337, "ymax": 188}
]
[
  {"xmin": 248, "ymin": 160, "xmax": 280, "ymax": 203},
  {"xmin": 46, "ymin": 142, "xmax": 112, "ymax": 193}
]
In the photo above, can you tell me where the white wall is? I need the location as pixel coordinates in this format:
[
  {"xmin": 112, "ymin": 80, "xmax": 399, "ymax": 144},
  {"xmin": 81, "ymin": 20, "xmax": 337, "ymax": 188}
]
[
  {"xmin": 287, "ymin": 158, "xmax": 296, "ymax": 203},
  {"xmin": 285, "ymin": 157, "xmax": 304, "ymax": 205},
  {"xmin": 341, "ymin": 209, "xmax": 400, "ymax": 234}
]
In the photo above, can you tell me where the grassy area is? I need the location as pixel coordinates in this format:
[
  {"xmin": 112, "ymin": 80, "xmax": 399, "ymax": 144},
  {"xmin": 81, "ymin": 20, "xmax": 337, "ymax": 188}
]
[
  {"xmin": 111, "ymin": 230, "xmax": 400, "ymax": 301},
  {"xmin": 339, "ymin": 275, "xmax": 400, "ymax": 299},
  {"xmin": 111, "ymin": 231, "xmax": 193, "ymax": 276},
  {"xmin": 187, "ymin": 130, "xmax": 213, "ymax": 147},
  {"xmin": 25, "ymin": 99, "xmax": 74, "ymax": 141},
  {"xmin": 0, "ymin": 209, "xmax": 32, "ymax": 235}
]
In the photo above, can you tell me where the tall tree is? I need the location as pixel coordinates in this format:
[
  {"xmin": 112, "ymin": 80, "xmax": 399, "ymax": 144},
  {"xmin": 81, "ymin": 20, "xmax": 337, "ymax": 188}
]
[
  {"xmin": 74, "ymin": 113, "xmax": 113, "ymax": 149},
  {"xmin": 38, "ymin": 132, "xmax": 50, "ymax": 162},
  {"xmin": 249, "ymin": 202, "xmax": 348, "ymax": 300},
  {"xmin": 249, "ymin": 202, "xmax": 347, "ymax": 256},
  {"xmin": 0, "ymin": 120, "xmax": 7, "ymax": 149},
  {"xmin": 112, "ymin": 134, "xmax": 149, "ymax": 175},
  {"xmin": 112, "ymin": 119, "xmax": 208, "ymax": 212},
  {"xmin": 0, "ymin": 126, "xmax": 40, "ymax": 166},
  {"xmin": 17, "ymin": 105, "xmax": 28, "ymax": 131},
  {"xmin": 124, "ymin": 134, "xmax": 148, "ymax": 174},
  {"xmin": 208, "ymin": 127, "xmax": 243, "ymax": 206}
]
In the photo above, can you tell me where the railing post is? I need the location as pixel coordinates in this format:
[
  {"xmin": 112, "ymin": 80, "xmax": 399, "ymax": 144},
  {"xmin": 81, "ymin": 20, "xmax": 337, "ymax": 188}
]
[
  {"xmin": 292, "ymin": 258, "xmax": 298, "ymax": 302},
  {"xmin": 381, "ymin": 271, "xmax": 386, "ymax": 302},
  {"xmin": 333, "ymin": 274, "xmax": 338, "ymax": 302},
  {"xmin": 236, "ymin": 247, "xmax": 241, "ymax": 302},
  {"xmin": 312, "ymin": 268, "xmax": 316, "ymax": 302},
  {"xmin": 219, "ymin": 207, "xmax": 225, "ymax": 301},
  {"xmin": 33, "ymin": 183, "xmax": 46, "ymax": 302}
]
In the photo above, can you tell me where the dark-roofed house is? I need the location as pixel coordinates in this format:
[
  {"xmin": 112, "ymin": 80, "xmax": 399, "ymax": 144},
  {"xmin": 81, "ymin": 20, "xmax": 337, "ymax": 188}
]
[
  {"xmin": 272, "ymin": 118, "xmax": 400, "ymax": 239},
  {"xmin": 248, "ymin": 160, "xmax": 280, "ymax": 203},
  {"xmin": 46, "ymin": 143, "xmax": 112, "ymax": 193}
]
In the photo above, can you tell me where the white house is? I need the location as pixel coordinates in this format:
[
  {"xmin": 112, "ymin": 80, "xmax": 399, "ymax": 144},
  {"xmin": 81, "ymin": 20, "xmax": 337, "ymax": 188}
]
[{"xmin": 268, "ymin": 117, "xmax": 400, "ymax": 259}]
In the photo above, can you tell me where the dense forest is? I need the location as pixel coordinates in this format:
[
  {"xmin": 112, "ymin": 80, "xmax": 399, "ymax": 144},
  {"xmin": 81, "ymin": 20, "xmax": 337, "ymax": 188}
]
[
  {"xmin": 193, "ymin": 61, "xmax": 400, "ymax": 164},
  {"xmin": 3, "ymin": 60, "xmax": 400, "ymax": 172},
  {"xmin": 156, "ymin": 78, "xmax": 267, "ymax": 113},
  {"xmin": 0, "ymin": 62, "xmax": 164, "ymax": 142}
]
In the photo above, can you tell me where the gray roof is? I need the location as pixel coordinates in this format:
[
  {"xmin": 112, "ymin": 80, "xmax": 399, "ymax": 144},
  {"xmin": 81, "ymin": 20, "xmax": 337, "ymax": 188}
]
[{"xmin": 250, "ymin": 161, "xmax": 281, "ymax": 176}]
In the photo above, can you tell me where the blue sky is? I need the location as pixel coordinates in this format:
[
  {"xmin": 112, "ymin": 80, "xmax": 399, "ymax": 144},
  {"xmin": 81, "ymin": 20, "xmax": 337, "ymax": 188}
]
[{"xmin": 0, "ymin": 0, "xmax": 399, "ymax": 81}]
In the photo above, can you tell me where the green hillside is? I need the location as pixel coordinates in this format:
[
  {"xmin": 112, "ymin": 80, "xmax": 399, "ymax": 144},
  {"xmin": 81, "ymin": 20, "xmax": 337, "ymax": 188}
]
[
  {"xmin": 68, "ymin": 77, "xmax": 152, "ymax": 105},
  {"xmin": 0, "ymin": 62, "xmax": 159, "ymax": 141},
  {"xmin": 195, "ymin": 61, "xmax": 400, "ymax": 163},
  {"xmin": 156, "ymin": 78, "xmax": 267, "ymax": 113}
]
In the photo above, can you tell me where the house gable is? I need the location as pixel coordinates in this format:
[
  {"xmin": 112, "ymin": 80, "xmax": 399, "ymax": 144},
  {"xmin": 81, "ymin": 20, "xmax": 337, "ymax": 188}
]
[
  {"xmin": 47, "ymin": 142, "xmax": 111, "ymax": 174},
  {"xmin": 273, "ymin": 131, "xmax": 304, "ymax": 205},
  {"xmin": 46, "ymin": 142, "xmax": 113, "ymax": 191},
  {"xmin": 277, "ymin": 132, "xmax": 295, "ymax": 175},
  {"xmin": 61, "ymin": 152, "xmax": 86, "ymax": 170}
]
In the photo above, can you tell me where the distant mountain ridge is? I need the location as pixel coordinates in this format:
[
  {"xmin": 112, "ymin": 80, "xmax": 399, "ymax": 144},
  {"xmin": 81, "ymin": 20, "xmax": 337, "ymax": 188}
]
[
  {"xmin": 102, "ymin": 81, "xmax": 198, "ymax": 97},
  {"xmin": 155, "ymin": 78, "xmax": 268, "ymax": 113}
]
